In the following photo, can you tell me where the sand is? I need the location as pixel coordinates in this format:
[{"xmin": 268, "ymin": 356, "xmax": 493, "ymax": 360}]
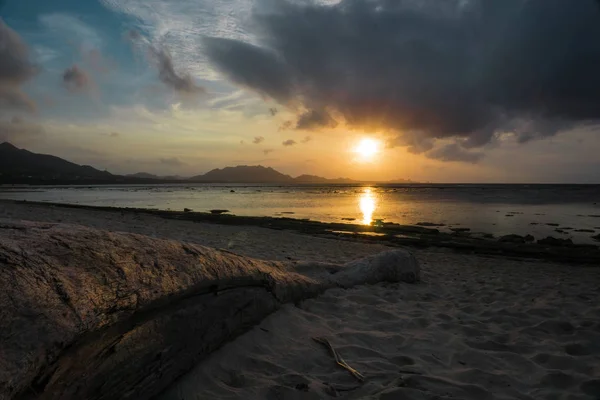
[{"xmin": 1, "ymin": 201, "xmax": 600, "ymax": 399}]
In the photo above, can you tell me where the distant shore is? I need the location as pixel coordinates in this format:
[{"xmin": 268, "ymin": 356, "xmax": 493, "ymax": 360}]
[{"xmin": 2, "ymin": 199, "xmax": 598, "ymax": 265}]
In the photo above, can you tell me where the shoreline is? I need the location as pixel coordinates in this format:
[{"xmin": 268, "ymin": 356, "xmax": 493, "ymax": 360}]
[
  {"xmin": 2, "ymin": 199, "xmax": 599, "ymax": 265},
  {"xmin": 2, "ymin": 199, "xmax": 600, "ymax": 399}
]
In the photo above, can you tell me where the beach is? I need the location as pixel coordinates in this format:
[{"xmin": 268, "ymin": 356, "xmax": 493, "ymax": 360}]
[{"xmin": 1, "ymin": 201, "xmax": 599, "ymax": 399}]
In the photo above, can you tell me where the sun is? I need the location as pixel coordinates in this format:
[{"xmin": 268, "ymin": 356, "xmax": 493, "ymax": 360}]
[{"xmin": 354, "ymin": 138, "xmax": 380, "ymax": 160}]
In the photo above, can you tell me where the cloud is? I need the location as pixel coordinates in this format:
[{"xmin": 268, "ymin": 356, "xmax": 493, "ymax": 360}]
[
  {"xmin": 127, "ymin": 30, "xmax": 205, "ymax": 96},
  {"xmin": 252, "ymin": 136, "xmax": 265, "ymax": 144},
  {"xmin": 101, "ymin": 0, "xmax": 254, "ymax": 81},
  {"xmin": 33, "ymin": 45, "xmax": 59, "ymax": 63},
  {"xmin": 203, "ymin": 0, "xmax": 600, "ymax": 161},
  {"xmin": 0, "ymin": 19, "xmax": 38, "ymax": 112},
  {"xmin": 82, "ymin": 48, "xmax": 114, "ymax": 74},
  {"xmin": 159, "ymin": 157, "xmax": 186, "ymax": 167},
  {"xmin": 295, "ymin": 109, "xmax": 337, "ymax": 130},
  {"xmin": 426, "ymin": 143, "xmax": 484, "ymax": 164},
  {"xmin": 0, "ymin": 116, "xmax": 44, "ymax": 144},
  {"xmin": 301, "ymin": 135, "xmax": 311, "ymax": 143},
  {"xmin": 269, "ymin": 107, "xmax": 278, "ymax": 116},
  {"xmin": 101, "ymin": 131, "xmax": 120, "ymax": 138},
  {"xmin": 282, "ymin": 139, "xmax": 296, "ymax": 146},
  {"xmin": 150, "ymin": 45, "xmax": 205, "ymax": 96},
  {"xmin": 62, "ymin": 65, "xmax": 94, "ymax": 92},
  {"xmin": 263, "ymin": 148, "xmax": 275, "ymax": 155}
]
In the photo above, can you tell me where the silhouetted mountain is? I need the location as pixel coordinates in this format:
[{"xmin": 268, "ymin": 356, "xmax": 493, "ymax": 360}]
[
  {"xmin": 0, "ymin": 143, "xmax": 416, "ymax": 185},
  {"xmin": 127, "ymin": 172, "xmax": 158, "ymax": 179},
  {"xmin": 189, "ymin": 165, "xmax": 293, "ymax": 183},
  {"xmin": 0, "ymin": 142, "xmax": 113, "ymax": 183},
  {"xmin": 127, "ymin": 172, "xmax": 184, "ymax": 180},
  {"xmin": 293, "ymin": 174, "xmax": 358, "ymax": 184}
]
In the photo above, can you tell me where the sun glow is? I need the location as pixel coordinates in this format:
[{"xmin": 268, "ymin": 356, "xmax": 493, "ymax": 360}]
[
  {"xmin": 359, "ymin": 188, "xmax": 376, "ymax": 225},
  {"xmin": 354, "ymin": 138, "xmax": 381, "ymax": 161}
]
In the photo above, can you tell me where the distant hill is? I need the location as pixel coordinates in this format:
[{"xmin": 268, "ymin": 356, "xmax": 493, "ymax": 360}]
[
  {"xmin": 0, "ymin": 143, "xmax": 414, "ymax": 185},
  {"xmin": 0, "ymin": 142, "xmax": 113, "ymax": 183},
  {"xmin": 127, "ymin": 172, "xmax": 158, "ymax": 179},
  {"xmin": 293, "ymin": 174, "xmax": 357, "ymax": 184},
  {"xmin": 188, "ymin": 166, "xmax": 361, "ymax": 184},
  {"xmin": 189, "ymin": 166, "xmax": 293, "ymax": 183},
  {"xmin": 127, "ymin": 172, "xmax": 184, "ymax": 180}
]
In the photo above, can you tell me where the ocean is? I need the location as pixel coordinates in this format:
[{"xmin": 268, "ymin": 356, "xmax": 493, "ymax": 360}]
[{"xmin": 1, "ymin": 184, "xmax": 599, "ymax": 244}]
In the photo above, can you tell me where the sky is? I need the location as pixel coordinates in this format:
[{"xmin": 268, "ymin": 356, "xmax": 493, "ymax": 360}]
[{"xmin": 1, "ymin": 0, "xmax": 600, "ymax": 183}]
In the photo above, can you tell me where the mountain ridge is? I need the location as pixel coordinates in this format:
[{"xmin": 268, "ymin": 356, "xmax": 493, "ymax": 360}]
[
  {"xmin": 0, "ymin": 142, "xmax": 113, "ymax": 182},
  {"xmin": 0, "ymin": 142, "xmax": 414, "ymax": 184}
]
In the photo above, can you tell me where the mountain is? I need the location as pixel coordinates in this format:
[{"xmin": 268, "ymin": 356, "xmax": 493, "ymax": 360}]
[
  {"xmin": 126, "ymin": 172, "xmax": 184, "ymax": 180},
  {"xmin": 127, "ymin": 172, "xmax": 159, "ymax": 179},
  {"xmin": 0, "ymin": 143, "xmax": 415, "ymax": 185},
  {"xmin": 0, "ymin": 142, "xmax": 113, "ymax": 183},
  {"xmin": 293, "ymin": 174, "xmax": 358, "ymax": 184},
  {"xmin": 189, "ymin": 165, "xmax": 293, "ymax": 183}
]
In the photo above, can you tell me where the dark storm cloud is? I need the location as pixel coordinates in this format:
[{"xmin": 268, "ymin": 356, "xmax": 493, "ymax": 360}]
[
  {"xmin": 253, "ymin": 136, "xmax": 265, "ymax": 144},
  {"xmin": 203, "ymin": 0, "xmax": 600, "ymax": 162},
  {"xmin": 62, "ymin": 65, "xmax": 93, "ymax": 92},
  {"xmin": 282, "ymin": 139, "xmax": 296, "ymax": 146},
  {"xmin": 295, "ymin": 109, "xmax": 338, "ymax": 130},
  {"xmin": 151, "ymin": 46, "xmax": 205, "ymax": 95},
  {"xmin": 0, "ymin": 19, "xmax": 38, "ymax": 112},
  {"xmin": 426, "ymin": 143, "xmax": 484, "ymax": 164}
]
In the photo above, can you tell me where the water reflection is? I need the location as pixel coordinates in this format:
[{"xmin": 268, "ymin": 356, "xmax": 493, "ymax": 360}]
[{"xmin": 359, "ymin": 187, "xmax": 377, "ymax": 225}]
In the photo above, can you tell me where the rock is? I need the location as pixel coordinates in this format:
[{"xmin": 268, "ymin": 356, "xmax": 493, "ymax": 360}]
[
  {"xmin": 0, "ymin": 220, "xmax": 419, "ymax": 400},
  {"xmin": 555, "ymin": 229, "xmax": 566, "ymax": 234},
  {"xmin": 416, "ymin": 222, "xmax": 445, "ymax": 227},
  {"xmin": 483, "ymin": 233, "xmax": 494, "ymax": 239},
  {"xmin": 505, "ymin": 214, "xmax": 514, "ymax": 217},
  {"xmin": 450, "ymin": 228, "xmax": 470, "ymax": 233},
  {"xmin": 592, "ymin": 234, "xmax": 600, "ymax": 242},
  {"xmin": 546, "ymin": 223, "xmax": 560, "ymax": 227},
  {"xmin": 230, "ymin": 190, "xmax": 235, "ymax": 193},
  {"xmin": 209, "ymin": 209, "xmax": 229, "ymax": 214},
  {"xmin": 183, "ymin": 208, "xmax": 193, "ymax": 212},
  {"xmin": 499, "ymin": 234, "xmax": 525, "ymax": 244},
  {"xmin": 574, "ymin": 229, "xmax": 595, "ymax": 233},
  {"xmin": 372, "ymin": 219, "xmax": 385, "ymax": 228},
  {"xmin": 537, "ymin": 236, "xmax": 574, "ymax": 247},
  {"xmin": 524, "ymin": 234, "xmax": 535, "ymax": 242},
  {"xmin": 341, "ymin": 217, "xmax": 356, "ymax": 221}
]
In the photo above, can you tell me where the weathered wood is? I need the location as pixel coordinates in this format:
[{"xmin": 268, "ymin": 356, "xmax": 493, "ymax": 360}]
[{"xmin": 0, "ymin": 220, "xmax": 419, "ymax": 400}]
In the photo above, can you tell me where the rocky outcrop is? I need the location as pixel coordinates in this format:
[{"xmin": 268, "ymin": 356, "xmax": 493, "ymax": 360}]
[{"xmin": 0, "ymin": 220, "xmax": 419, "ymax": 400}]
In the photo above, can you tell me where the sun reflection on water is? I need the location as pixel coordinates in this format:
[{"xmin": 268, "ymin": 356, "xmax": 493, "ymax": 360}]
[{"xmin": 359, "ymin": 188, "xmax": 377, "ymax": 225}]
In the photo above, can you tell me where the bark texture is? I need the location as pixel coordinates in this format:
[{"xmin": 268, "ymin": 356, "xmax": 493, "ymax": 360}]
[{"xmin": 0, "ymin": 220, "xmax": 419, "ymax": 400}]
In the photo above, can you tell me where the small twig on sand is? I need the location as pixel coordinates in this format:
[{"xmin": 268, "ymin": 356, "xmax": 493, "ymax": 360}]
[{"xmin": 312, "ymin": 337, "xmax": 365, "ymax": 382}]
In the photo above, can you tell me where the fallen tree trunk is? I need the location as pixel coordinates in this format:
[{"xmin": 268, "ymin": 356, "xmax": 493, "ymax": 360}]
[{"xmin": 0, "ymin": 220, "xmax": 419, "ymax": 400}]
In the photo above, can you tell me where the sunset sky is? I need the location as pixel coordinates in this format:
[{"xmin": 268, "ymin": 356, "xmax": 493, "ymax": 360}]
[{"xmin": 2, "ymin": 0, "xmax": 600, "ymax": 183}]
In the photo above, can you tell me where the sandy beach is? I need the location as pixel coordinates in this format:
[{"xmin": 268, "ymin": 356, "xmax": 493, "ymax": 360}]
[{"xmin": 1, "ymin": 201, "xmax": 600, "ymax": 399}]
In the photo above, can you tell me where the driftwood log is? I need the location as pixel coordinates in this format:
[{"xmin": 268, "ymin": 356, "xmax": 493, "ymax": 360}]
[{"xmin": 0, "ymin": 220, "xmax": 419, "ymax": 400}]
